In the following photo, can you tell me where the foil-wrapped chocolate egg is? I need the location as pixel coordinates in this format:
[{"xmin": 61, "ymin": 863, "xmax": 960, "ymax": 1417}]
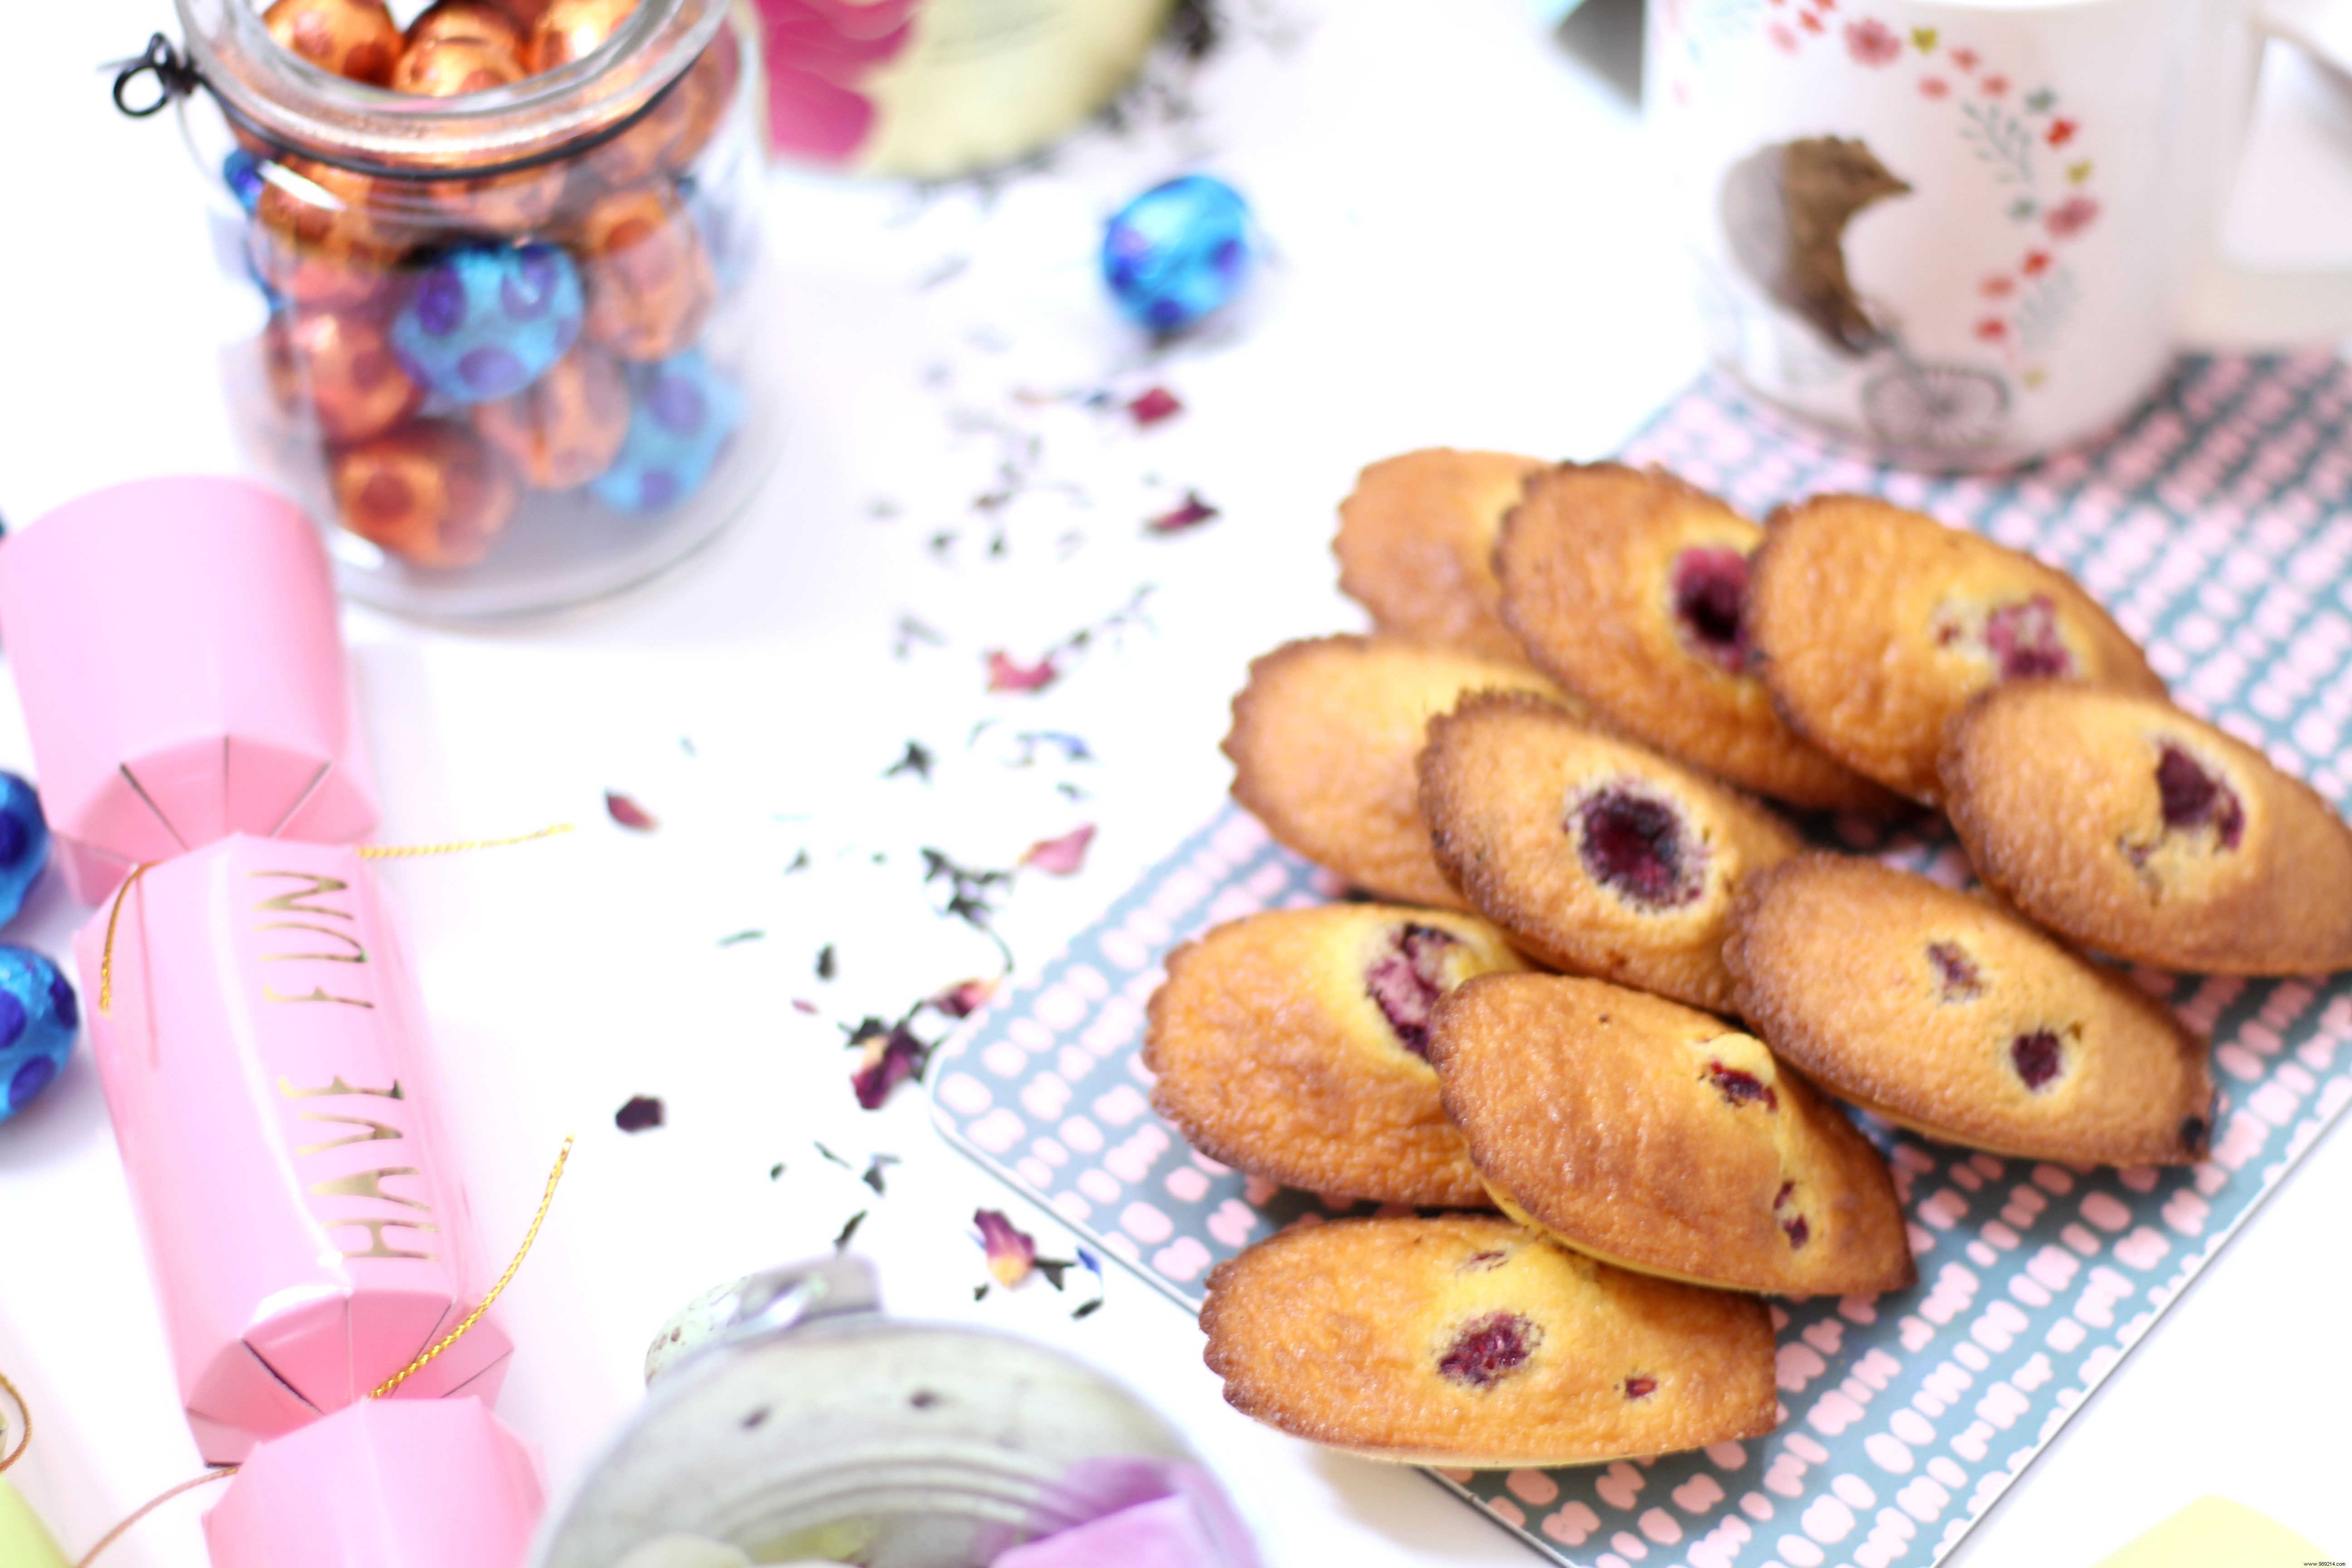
[
  {"xmin": 588, "ymin": 350, "xmax": 742, "ymax": 513},
  {"xmin": 252, "ymin": 158, "xmax": 409, "ymax": 309},
  {"xmin": 406, "ymin": 0, "xmax": 525, "ymax": 57},
  {"xmin": 392, "ymin": 35, "xmax": 527, "ymax": 96},
  {"xmin": 263, "ymin": 0, "xmax": 402, "ymax": 84},
  {"xmin": 526, "ymin": 0, "xmax": 641, "ymax": 73},
  {"xmin": 390, "ymin": 240, "xmax": 583, "ymax": 403},
  {"xmin": 576, "ymin": 187, "xmax": 715, "ymax": 361},
  {"xmin": 0, "ymin": 947, "xmax": 78, "ymax": 1127},
  {"xmin": 223, "ymin": 149, "xmax": 268, "ymax": 213},
  {"xmin": 267, "ymin": 308, "xmax": 427, "ymax": 444},
  {"xmin": 0, "ymin": 775, "xmax": 52, "ymax": 932},
  {"xmin": 475, "ymin": 344, "xmax": 631, "ymax": 487},
  {"xmin": 583, "ymin": 25, "xmax": 738, "ymax": 191},
  {"xmin": 331, "ymin": 421, "xmax": 519, "ymax": 568},
  {"xmin": 421, "ymin": 162, "xmax": 573, "ymax": 235},
  {"xmin": 662, "ymin": 27, "xmax": 741, "ymax": 173}
]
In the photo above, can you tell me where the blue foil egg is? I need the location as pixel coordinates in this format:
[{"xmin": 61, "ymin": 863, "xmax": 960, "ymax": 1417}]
[
  {"xmin": 0, "ymin": 775, "xmax": 50, "ymax": 930},
  {"xmin": 0, "ymin": 948, "xmax": 78, "ymax": 1126},
  {"xmin": 1101, "ymin": 175, "xmax": 1255, "ymax": 334},
  {"xmin": 390, "ymin": 241, "xmax": 584, "ymax": 406},
  {"xmin": 588, "ymin": 352, "xmax": 745, "ymax": 514},
  {"xmin": 224, "ymin": 149, "xmax": 267, "ymax": 214}
]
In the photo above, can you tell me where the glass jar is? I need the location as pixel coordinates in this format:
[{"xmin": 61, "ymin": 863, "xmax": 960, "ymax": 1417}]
[
  {"xmin": 160, "ymin": 0, "xmax": 776, "ymax": 617},
  {"xmin": 537, "ymin": 1256, "xmax": 1263, "ymax": 1568}
]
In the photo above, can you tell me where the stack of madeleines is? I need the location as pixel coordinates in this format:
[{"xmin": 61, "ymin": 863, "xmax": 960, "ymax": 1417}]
[{"xmin": 1155, "ymin": 451, "xmax": 2352, "ymax": 1469}]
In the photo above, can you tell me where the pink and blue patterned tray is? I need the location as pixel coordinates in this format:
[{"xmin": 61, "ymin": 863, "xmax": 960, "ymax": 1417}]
[{"xmin": 929, "ymin": 354, "xmax": 2352, "ymax": 1568}]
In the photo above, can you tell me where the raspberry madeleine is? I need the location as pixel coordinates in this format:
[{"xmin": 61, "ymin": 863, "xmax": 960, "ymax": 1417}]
[
  {"xmin": 1199, "ymin": 1215, "xmax": 1777, "ymax": 1467},
  {"xmin": 1496, "ymin": 464, "xmax": 1892, "ymax": 812},
  {"xmin": 1225, "ymin": 636, "xmax": 1568, "ymax": 908},
  {"xmin": 1417, "ymin": 691, "xmax": 1801, "ymax": 1011},
  {"xmin": 1942, "ymin": 685, "xmax": 2352, "ymax": 975},
  {"xmin": 1144, "ymin": 905, "xmax": 1529, "ymax": 1206},
  {"xmin": 1429, "ymin": 974, "xmax": 1913, "ymax": 1297},
  {"xmin": 1335, "ymin": 448, "xmax": 1546, "ymax": 663},
  {"xmin": 1747, "ymin": 494, "xmax": 2165, "ymax": 803},
  {"xmin": 1725, "ymin": 853, "xmax": 2215, "ymax": 1164}
]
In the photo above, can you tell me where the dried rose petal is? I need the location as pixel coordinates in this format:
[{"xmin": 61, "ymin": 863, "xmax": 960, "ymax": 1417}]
[
  {"xmin": 1147, "ymin": 491, "xmax": 1220, "ymax": 534},
  {"xmin": 605, "ymin": 790, "xmax": 659, "ymax": 831},
  {"xmin": 851, "ymin": 1023, "xmax": 928, "ymax": 1109},
  {"xmin": 1127, "ymin": 387, "xmax": 1183, "ymax": 426},
  {"xmin": 986, "ymin": 650, "xmax": 1059, "ymax": 693},
  {"xmin": 615, "ymin": 1094, "xmax": 664, "ymax": 1132},
  {"xmin": 975, "ymin": 1207, "xmax": 1037, "ymax": 1287},
  {"xmin": 933, "ymin": 977, "xmax": 998, "ymax": 1018},
  {"xmin": 1020, "ymin": 824, "xmax": 1097, "ymax": 876}
]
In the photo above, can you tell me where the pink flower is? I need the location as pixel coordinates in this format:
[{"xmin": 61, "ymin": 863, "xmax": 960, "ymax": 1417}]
[
  {"xmin": 1019, "ymin": 824, "xmax": 1096, "ymax": 876},
  {"xmin": 605, "ymin": 791, "xmax": 658, "ymax": 831},
  {"xmin": 850, "ymin": 1020, "xmax": 929, "ymax": 1109},
  {"xmin": 1919, "ymin": 76, "xmax": 1950, "ymax": 98},
  {"xmin": 931, "ymin": 977, "xmax": 998, "ymax": 1019},
  {"xmin": 2022, "ymin": 249, "xmax": 2053, "ymax": 275},
  {"xmin": 1981, "ymin": 276, "xmax": 2017, "ymax": 299},
  {"xmin": 1975, "ymin": 318, "xmax": 2009, "ymax": 342},
  {"xmin": 2047, "ymin": 118, "xmax": 2079, "ymax": 147},
  {"xmin": 1127, "ymin": 387, "xmax": 1182, "ymax": 427},
  {"xmin": 1950, "ymin": 46, "xmax": 1980, "ymax": 69},
  {"xmin": 976, "ymin": 1209, "xmax": 1038, "ymax": 1287},
  {"xmin": 1799, "ymin": 9, "xmax": 1824, "ymax": 32},
  {"xmin": 2043, "ymin": 195, "xmax": 2100, "ymax": 238},
  {"xmin": 1844, "ymin": 18, "xmax": 1901, "ymax": 64},
  {"xmin": 1147, "ymin": 491, "xmax": 1220, "ymax": 534},
  {"xmin": 1769, "ymin": 20, "xmax": 1799, "ymax": 50},
  {"xmin": 1982, "ymin": 74, "xmax": 2009, "ymax": 96},
  {"xmin": 985, "ymin": 651, "xmax": 1058, "ymax": 693}
]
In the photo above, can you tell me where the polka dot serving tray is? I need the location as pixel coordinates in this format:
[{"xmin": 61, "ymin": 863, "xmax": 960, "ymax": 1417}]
[{"xmin": 929, "ymin": 354, "xmax": 2352, "ymax": 1568}]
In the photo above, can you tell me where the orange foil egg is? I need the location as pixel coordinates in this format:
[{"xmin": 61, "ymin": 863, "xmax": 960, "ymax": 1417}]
[
  {"xmin": 267, "ymin": 309, "xmax": 426, "ymax": 444},
  {"xmin": 331, "ymin": 422, "xmax": 520, "ymax": 568},
  {"xmin": 575, "ymin": 186, "xmax": 715, "ymax": 361},
  {"xmin": 405, "ymin": 0, "xmax": 526, "ymax": 58},
  {"xmin": 391, "ymin": 35, "xmax": 528, "ymax": 96},
  {"xmin": 262, "ymin": 0, "xmax": 402, "ymax": 85},
  {"xmin": 663, "ymin": 28, "xmax": 740, "ymax": 173},
  {"xmin": 421, "ymin": 162, "xmax": 574, "ymax": 235},
  {"xmin": 525, "ymin": 0, "xmax": 641, "ymax": 74},
  {"xmin": 253, "ymin": 158, "xmax": 409, "ymax": 309},
  {"xmin": 475, "ymin": 345, "xmax": 631, "ymax": 487}
]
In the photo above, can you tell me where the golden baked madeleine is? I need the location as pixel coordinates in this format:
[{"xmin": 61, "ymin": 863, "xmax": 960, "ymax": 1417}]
[
  {"xmin": 1941, "ymin": 684, "xmax": 2352, "ymax": 975},
  {"xmin": 1747, "ymin": 494, "xmax": 2165, "ymax": 802},
  {"xmin": 1497, "ymin": 463, "xmax": 1892, "ymax": 811},
  {"xmin": 1224, "ymin": 636, "xmax": 1566, "ymax": 907},
  {"xmin": 1144, "ymin": 905, "xmax": 1527, "ymax": 1206},
  {"xmin": 1199, "ymin": 1215, "xmax": 1777, "ymax": 1467},
  {"xmin": 1416, "ymin": 691, "xmax": 1801, "ymax": 1011},
  {"xmin": 1725, "ymin": 852, "xmax": 2215, "ymax": 1164},
  {"xmin": 1429, "ymin": 973, "xmax": 1914, "ymax": 1297},
  {"xmin": 1335, "ymin": 448, "xmax": 1546, "ymax": 663}
]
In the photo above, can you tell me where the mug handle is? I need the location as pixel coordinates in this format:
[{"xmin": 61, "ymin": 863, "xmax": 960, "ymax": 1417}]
[{"xmin": 2177, "ymin": 0, "xmax": 2352, "ymax": 348}]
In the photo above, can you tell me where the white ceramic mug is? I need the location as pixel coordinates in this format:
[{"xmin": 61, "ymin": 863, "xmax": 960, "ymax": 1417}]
[{"xmin": 1646, "ymin": 0, "xmax": 2352, "ymax": 462}]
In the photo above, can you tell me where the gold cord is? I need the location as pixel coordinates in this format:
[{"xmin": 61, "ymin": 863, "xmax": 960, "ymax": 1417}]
[
  {"xmin": 96, "ymin": 864, "xmax": 156, "ymax": 1019},
  {"xmin": 358, "ymin": 823, "xmax": 573, "ymax": 860},
  {"xmin": 72, "ymin": 1469, "xmax": 237, "ymax": 1568},
  {"xmin": 371, "ymin": 1134, "xmax": 573, "ymax": 1401}
]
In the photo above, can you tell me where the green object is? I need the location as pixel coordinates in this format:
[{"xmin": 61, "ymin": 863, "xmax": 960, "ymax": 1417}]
[
  {"xmin": 2092, "ymin": 1496, "xmax": 2334, "ymax": 1568},
  {"xmin": 0, "ymin": 1476, "xmax": 70, "ymax": 1568}
]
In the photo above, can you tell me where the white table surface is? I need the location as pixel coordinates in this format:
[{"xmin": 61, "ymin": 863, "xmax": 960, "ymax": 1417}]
[{"xmin": 3, "ymin": 4, "xmax": 2351, "ymax": 1566}]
